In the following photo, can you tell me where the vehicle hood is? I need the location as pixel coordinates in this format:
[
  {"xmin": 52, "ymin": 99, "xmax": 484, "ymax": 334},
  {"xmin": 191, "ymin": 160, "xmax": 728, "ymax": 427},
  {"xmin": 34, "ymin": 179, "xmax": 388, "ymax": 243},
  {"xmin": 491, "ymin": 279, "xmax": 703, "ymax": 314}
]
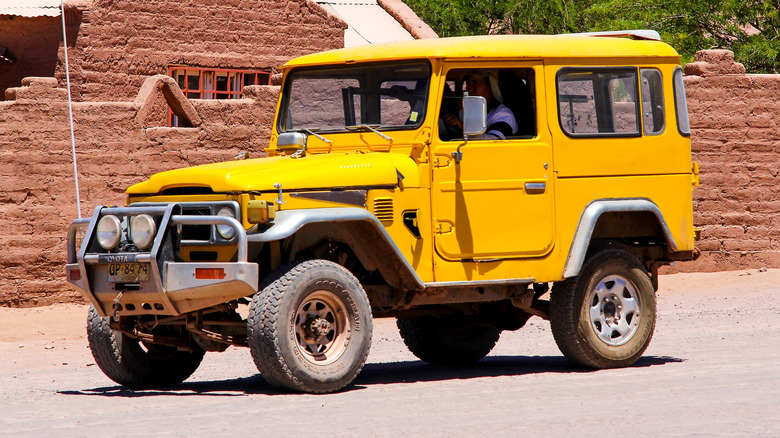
[{"xmin": 126, "ymin": 152, "xmax": 420, "ymax": 194}]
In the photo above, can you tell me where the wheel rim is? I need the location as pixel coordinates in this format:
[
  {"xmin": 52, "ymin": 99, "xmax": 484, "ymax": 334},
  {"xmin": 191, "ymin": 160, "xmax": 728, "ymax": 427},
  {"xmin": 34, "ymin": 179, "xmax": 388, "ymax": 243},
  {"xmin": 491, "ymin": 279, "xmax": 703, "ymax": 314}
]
[
  {"xmin": 293, "ymin": 290, "xmax": 350, "ymax": 365},
  {"xmin": 587, "ymin": 275, "xmax": 641, "ymax": 346}
]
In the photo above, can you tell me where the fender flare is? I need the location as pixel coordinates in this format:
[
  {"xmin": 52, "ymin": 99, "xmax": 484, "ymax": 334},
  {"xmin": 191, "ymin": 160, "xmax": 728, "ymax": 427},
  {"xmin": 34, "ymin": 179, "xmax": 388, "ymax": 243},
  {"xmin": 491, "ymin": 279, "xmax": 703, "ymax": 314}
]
[
  {"xmin": 562, "ymin": 199, "xmax": 677, "ymax": 278},
  {"xmin": 248, "ymin": 207, "xmax": 425, "ymax": 291}
]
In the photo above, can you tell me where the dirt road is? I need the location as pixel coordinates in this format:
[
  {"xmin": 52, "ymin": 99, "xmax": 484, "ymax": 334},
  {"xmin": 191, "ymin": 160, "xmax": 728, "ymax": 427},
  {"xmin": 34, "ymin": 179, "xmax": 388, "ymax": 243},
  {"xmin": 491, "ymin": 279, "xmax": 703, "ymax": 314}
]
[{"xmin": 1, "ymin": 269, "xmax": 779, "ymax": 437}]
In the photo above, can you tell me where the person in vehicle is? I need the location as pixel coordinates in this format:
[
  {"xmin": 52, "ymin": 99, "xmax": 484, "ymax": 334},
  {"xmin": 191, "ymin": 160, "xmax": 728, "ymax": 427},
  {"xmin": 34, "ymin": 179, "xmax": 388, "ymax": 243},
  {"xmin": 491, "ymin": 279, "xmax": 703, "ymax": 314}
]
[{"xmin": 441, "ymin": 70, "xmax": 518, "ymax": 140}]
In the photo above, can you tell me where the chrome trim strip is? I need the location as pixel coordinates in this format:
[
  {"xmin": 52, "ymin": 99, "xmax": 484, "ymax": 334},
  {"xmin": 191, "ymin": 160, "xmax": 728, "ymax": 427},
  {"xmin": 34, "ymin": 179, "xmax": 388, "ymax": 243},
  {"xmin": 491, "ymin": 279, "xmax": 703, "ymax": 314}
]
[
  {"xmin": 563, "ymin": 199, "xmax": 677, "ymax": 278},
  {"xmin": 425, "ymin": 277, "xmax": 535, "ymax": 288}
]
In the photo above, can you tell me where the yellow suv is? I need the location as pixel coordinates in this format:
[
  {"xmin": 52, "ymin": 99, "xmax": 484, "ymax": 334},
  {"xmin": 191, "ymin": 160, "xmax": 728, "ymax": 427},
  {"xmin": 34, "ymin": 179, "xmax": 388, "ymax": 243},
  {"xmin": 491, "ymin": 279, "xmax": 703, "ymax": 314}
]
[{"xmin": 67, "ymin": 31, "xmax": 699, "ymax": 393}]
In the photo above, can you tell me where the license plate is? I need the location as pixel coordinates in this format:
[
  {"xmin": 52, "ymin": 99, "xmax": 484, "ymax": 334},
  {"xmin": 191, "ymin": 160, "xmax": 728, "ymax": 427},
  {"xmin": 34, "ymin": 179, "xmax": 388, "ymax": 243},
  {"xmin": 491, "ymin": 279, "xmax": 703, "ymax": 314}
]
[{"xmin": 108, "ymin": 263, "xmax": 150, "ymax": 283}]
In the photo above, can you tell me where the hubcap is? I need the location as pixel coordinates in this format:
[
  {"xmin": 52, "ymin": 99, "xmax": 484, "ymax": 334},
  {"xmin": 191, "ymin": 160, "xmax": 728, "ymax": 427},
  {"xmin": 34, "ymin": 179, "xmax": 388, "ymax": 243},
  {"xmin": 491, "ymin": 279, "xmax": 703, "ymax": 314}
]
[
  {"xmin": 588, "ymin": 275, "xmax": 640, "ymax": 346},
  {"xmin": 294, "ymin": 290, "xmax": 350, "ymax": 365}
]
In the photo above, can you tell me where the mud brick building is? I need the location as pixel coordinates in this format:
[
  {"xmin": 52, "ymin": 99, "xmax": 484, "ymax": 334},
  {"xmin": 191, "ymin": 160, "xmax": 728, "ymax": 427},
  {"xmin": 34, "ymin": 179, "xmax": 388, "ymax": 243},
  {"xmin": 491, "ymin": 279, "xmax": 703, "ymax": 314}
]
[
  {"xmin": 0, "ymin": 1, "xmax": 778, "ymax": 307},
  {"xmin": 0, "ymin": 0, "xmax": 436, "ymax": 306},
  {"xmin": 683, "ymin": 50, "xmax": 780, "ymax": 272}
]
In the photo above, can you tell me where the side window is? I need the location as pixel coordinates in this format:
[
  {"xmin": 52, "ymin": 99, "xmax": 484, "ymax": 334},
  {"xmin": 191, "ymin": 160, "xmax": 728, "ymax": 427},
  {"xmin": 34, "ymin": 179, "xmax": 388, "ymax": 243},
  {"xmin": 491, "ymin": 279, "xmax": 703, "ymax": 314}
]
[
  {"xmin": 640, "ymin": 69, "xmax": 665, "ymax": 135},
  {"xmin": 673, "ymin": 67, "xmax": 691, "ymax": 136},
  {"xmin": 557, "ymin": 69, "xmax": 640, "ymax": 136},
  {"xmin": 439, "ymin": 68, "xmax": 536, "ymax": 141}
]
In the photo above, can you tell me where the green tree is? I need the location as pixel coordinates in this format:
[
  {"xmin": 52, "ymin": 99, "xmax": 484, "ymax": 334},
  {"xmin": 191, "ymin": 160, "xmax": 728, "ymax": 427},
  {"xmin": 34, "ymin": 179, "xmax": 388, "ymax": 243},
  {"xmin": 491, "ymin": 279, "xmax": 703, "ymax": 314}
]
[{"xmin": 405, "ymin": 0, "xmax": 780, "ymax": 73}]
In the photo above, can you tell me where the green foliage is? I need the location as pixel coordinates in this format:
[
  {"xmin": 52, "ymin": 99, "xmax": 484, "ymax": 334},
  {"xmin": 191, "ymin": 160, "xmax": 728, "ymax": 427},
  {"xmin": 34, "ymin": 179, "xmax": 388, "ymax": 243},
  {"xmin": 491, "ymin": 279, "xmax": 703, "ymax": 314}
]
[{"xmin": 404, "ymin": 0, "xmax": 780, "ymax": 73}]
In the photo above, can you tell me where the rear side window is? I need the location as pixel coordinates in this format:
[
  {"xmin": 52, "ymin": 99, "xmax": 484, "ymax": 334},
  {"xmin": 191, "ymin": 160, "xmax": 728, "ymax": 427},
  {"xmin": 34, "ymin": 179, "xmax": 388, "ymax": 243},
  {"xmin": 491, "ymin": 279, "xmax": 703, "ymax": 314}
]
[
  {"xmin": 557, "ymin": 68, "xmax": 640, "ymax": 137},
  {"xmin": 641, "ymin": 69, "xmax": 665, "ymax": 135},
  {"xmin": 673, "ymin": 67, "xmax": 691, "ymax": 136}
]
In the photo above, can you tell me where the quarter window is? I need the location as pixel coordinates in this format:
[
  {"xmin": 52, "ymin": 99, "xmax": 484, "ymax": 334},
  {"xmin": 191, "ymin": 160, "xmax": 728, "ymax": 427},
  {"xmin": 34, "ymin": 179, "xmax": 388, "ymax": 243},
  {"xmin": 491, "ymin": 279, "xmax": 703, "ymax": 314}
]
[
  {"xmin": 673, "ymin": 67, "xmax": 691, "ymax": 136},
  {"xmin": 640, "ymin": 69, "xmax": 665, "ymax": 135},
  {"xmin": 557, "ymin": 69, "xmax": 640, "ymax": 137}
]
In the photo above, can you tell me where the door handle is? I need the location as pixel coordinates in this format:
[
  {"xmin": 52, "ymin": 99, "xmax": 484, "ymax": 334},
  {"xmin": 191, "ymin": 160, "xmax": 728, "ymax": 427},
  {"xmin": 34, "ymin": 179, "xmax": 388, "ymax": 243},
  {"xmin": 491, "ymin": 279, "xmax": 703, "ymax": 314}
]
[{"xmin": 524, "ymin": 182, "xmax": 546, "ymax": 194}]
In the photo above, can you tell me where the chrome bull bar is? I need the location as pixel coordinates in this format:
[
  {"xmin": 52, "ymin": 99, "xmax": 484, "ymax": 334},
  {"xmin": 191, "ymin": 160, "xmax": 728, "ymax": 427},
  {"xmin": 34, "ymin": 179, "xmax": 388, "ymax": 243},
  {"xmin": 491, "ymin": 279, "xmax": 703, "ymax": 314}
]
[{"xmin": 66, "ymin": 205, "xmax": 259, "ymax": 317}]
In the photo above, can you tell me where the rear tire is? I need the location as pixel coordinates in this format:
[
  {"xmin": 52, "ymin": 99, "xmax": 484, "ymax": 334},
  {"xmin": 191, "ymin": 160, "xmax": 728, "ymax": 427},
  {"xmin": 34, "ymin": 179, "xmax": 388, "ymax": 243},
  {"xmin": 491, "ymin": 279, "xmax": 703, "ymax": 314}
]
[
  {"xmin": 397, "ymin": 315, "xmax": 501, "ymax": 365},
  {"xmin": 550, "ymin": 249, "xmax": 656, "ymax": 368},
  {"xmin": 87, "ymin": 305, "xmax": 205, "ymax": 388},
  {"xmin": 247, "ymin": 260, "xmax": 373, "ymax": 393}
]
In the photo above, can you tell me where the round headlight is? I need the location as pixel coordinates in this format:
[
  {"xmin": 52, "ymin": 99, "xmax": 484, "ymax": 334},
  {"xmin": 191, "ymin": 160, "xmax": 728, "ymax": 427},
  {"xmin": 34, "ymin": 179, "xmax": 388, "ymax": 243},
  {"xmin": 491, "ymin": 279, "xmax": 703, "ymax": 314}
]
[
  {"xmin": 97, "ymin": 215, "xmax": 122, "ymax": 250},
  {"xmin": 216, "ymin": 207, "xmax": 236, "ymax": 240},
  {"xmin": 130, "ymin": 214, "xmax": 156, "ymax": 250}
]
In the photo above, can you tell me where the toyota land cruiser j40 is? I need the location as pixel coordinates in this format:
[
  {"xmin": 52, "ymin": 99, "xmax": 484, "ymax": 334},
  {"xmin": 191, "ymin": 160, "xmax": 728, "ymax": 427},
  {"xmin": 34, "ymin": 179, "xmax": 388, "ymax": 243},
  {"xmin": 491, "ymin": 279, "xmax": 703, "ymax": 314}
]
[{"xmin": 66, "ymin": 31, "xmax": 699, "ymax": 393}]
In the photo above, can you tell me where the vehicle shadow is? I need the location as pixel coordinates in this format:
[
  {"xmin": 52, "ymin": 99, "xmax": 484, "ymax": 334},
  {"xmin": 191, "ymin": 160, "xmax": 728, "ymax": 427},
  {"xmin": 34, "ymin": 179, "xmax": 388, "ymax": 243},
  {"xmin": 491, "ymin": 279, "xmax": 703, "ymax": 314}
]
[{"xmin": 58, "ymin": 355, "xmax": 684, "ymax": 398}]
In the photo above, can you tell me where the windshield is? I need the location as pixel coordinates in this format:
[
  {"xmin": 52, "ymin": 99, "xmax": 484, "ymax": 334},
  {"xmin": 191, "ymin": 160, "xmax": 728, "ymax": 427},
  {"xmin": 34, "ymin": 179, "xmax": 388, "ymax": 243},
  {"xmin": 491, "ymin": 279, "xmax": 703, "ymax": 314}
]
[{"xmin": 280, "ymin": 62, "xmax": 431, "ymax": 133}]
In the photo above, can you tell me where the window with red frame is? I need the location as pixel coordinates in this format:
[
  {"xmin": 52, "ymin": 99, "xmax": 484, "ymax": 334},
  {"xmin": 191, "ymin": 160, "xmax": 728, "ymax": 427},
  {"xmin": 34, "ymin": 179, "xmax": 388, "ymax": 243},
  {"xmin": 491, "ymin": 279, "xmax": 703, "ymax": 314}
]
[{"xmin": 169, "ymin": 66, "xmax": 271, "ymax": 126}]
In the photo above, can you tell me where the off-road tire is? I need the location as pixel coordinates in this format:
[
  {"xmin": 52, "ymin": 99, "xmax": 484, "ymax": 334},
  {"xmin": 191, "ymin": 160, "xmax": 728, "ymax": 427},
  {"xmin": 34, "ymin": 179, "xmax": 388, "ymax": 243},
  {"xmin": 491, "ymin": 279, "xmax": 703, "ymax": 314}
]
[
  {"xmin": 247, "ymin": 259, "xmax": 373, "ymax": 393},
  {"xmin": 550, "ymin": 249, "xmax": 656, "ymax": 369},
  {"xmin": 87, "ymin": 305, "xmax": 205, "ymax": 388},
  {"xmin": 396, "ymin": 316, "xmax": 501, "ymax": 365}
]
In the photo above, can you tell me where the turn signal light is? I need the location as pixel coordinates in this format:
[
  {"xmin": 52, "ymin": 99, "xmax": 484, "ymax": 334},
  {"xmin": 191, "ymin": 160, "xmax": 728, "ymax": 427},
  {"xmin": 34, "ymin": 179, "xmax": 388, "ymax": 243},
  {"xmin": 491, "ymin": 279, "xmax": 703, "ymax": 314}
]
[
  {"xmin": 247, "ymin": 200, "xmax": 276, "ymax": 224},
  {"xmin": 195, "ymin": 268, "xmax": 226, "ymax": 280}
]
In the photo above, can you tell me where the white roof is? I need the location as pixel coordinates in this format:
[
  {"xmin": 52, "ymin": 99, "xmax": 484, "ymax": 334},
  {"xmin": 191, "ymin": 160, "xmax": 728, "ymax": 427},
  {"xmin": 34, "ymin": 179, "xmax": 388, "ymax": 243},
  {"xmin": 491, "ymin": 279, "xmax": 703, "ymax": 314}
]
[
  {"xmin": 0, "ymin": 0, "xmax": 61, "ymax": 17},
  {"xmin": 314, "ymin": 0, "xmax": 414, "ymax": 47}
]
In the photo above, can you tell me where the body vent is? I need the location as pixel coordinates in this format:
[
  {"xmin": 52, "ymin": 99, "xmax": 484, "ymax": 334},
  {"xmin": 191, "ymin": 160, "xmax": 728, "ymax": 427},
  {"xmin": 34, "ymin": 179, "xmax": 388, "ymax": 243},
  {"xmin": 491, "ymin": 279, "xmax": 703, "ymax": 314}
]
[{"xmin": 373, "ymin": 198, "xmax": 394, "ymax": 223}]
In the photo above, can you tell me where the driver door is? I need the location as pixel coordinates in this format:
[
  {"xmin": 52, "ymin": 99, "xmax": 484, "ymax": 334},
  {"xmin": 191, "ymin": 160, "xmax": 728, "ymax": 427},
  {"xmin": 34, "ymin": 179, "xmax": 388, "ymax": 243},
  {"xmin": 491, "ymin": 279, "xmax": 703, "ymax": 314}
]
[{"xmin": 430, "ymin": 63, "xmax": 555, "ymax": 263}]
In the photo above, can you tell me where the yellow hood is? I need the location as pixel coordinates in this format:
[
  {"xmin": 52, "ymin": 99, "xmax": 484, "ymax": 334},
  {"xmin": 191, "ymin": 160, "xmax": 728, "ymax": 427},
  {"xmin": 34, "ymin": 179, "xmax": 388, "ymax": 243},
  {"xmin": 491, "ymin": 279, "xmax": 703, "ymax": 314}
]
[{"xmin": 127, "ymin": 153, "xmax": 419, "ymax": 194}]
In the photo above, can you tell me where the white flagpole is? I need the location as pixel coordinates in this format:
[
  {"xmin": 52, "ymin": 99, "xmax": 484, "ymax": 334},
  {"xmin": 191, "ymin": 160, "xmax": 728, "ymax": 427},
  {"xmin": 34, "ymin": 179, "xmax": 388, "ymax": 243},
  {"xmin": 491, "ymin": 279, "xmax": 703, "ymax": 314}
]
[{"xmin": 61, "ymin": 0, "xmax": 81, "ymax": 218}]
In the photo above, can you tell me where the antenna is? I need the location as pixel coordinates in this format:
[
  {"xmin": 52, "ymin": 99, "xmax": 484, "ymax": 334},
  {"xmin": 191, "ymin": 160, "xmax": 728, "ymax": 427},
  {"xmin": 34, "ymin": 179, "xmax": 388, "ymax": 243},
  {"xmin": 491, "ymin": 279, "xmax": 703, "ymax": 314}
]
[{"xmin": 61, "ymin": 0, "xmax": 81, "ymax": 218}]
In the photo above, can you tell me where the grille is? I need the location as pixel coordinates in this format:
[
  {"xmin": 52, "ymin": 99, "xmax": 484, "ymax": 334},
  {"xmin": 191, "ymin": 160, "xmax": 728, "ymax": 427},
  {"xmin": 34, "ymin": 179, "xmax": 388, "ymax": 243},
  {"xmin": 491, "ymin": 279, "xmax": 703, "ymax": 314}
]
[
  {"xmin": 180, "ymin": 207, "xmax": 212, "ymax": 241},
  {"xmin": 373, "ymin": 198, "xmax": 394, "ymax": 223}
]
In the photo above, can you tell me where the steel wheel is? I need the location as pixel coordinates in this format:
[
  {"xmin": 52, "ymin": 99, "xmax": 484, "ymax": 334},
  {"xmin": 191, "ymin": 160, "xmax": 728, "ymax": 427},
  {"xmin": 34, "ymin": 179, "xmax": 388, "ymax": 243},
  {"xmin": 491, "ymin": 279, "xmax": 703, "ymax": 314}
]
[
  {"xmin": 550, "ymin": 248, "xmax": 656, "ymax": 369},
  {"xmin": 587, "ymin": 274, "xmax": 641, "ymax": 346},
  {"xmin": 247, "ymin": 259, "xmax": 372, "ymax": 393},
  {"xmin": 293, "ymin": 290, "xmax": 350, "ymax": 366}
]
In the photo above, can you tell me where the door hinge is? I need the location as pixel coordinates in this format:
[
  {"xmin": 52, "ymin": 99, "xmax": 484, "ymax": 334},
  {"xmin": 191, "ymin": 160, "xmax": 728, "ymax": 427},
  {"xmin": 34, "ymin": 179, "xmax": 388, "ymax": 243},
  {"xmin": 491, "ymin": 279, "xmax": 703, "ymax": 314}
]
[
  {"xmin": 433, "ymin": 155, "xmax": 452, "ymax": 168},
  {"xmin": 435, "ymin": 221, "xmax": 454, "ymax": 235}
]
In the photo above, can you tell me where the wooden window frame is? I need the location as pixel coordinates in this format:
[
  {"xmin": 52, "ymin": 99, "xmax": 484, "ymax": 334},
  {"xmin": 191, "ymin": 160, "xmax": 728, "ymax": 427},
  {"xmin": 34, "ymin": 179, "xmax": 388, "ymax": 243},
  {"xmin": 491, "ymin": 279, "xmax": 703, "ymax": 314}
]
[{"xmin": 168, "ymin": 66, "xmax": 271, "ymax": 126}]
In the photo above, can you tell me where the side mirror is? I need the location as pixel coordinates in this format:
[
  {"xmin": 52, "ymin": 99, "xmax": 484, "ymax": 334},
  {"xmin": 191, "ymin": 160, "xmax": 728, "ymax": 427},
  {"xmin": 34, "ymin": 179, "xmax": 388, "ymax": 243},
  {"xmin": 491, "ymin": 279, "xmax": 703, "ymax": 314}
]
[
  {"xmin": 452, "ymin": 95, "xmax": 487, "ymax": 163},
  {"xmin": 462, "ymin": 95, "xmax": 487, "ymax": 136},
  {"xmin": 277, "ymin": 132, "xmax": 307, "ymax": 153}
]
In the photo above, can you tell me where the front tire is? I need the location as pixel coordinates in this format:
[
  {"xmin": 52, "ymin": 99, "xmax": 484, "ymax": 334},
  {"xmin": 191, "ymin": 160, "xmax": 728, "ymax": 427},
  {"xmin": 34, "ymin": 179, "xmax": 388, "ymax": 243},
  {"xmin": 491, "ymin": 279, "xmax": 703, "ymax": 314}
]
[
  {"xmin": 87, "ymin": 305, "xmax": 205, "ymax": 388},
  {"xmin": 397, "ymin": 316, "xmax": 501, "ymax": 365},
  {"xmin": 550, "ymin": 249, "xmax": 656, "ymax": 368},
  {"xmin": 247, "ymin": 260, "xmax": 373, "ymax": 393}
]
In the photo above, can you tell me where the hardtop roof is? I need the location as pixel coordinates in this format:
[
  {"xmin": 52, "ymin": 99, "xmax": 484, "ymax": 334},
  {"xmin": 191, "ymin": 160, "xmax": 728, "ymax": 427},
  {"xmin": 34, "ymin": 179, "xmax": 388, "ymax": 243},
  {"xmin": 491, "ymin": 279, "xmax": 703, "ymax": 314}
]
[{"xmin": 283, "ymin": 34, "xmax": 680, "ymax": 69}]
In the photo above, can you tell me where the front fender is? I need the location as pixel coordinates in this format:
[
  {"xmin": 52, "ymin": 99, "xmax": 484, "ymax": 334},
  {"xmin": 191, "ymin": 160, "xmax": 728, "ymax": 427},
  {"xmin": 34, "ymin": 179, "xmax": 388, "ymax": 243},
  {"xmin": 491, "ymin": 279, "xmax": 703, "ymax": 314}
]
[{"xmin": 249, "ymin": 208, "xmax": 425, "ymax": 291}]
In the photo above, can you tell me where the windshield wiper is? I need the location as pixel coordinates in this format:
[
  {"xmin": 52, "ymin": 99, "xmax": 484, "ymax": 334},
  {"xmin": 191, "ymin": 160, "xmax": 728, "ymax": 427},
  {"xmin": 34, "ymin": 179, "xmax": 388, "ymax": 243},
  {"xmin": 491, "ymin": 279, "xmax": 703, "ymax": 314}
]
[
  {"xmin": 345, "ymin": 124, "xmax": 393, "ymax": 142},
  {"xmin": 302, "ymin": 128, "xmax": 332, "ymax": 145}
]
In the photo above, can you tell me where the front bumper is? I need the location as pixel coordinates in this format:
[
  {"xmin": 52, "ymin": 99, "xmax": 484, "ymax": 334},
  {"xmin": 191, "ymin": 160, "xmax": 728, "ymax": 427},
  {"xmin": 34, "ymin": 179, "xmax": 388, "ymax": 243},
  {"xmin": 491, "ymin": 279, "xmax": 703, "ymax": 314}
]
[{"xmin": 66, "ymin": 204, "xmax": 259, "ymax": 317}]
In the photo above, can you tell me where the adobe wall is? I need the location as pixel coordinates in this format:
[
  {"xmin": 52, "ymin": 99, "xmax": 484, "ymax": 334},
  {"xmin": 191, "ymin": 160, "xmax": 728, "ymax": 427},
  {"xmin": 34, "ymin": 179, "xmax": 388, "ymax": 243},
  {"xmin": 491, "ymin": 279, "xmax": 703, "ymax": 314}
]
[
  {"xmin": 1, "ymin": 48, "xmax": 779, "ymax": 306},
  {"xmin": 678, "ymin": 50, "xmax": 780, "ymax": 272},
  {"xmin": 0, "ymin": 77, "xmax": 278, "ymax": 306},
  {"xmin": 0, "ymin": 10, "xmax": 81, "ymax": 100},
  {"xmin": 65, "ymin": 0, "xmax": 345, "ymax": 101},
  {"xmin": 0, "ymin": 0, "xmax": 345, "ymax": 102}
]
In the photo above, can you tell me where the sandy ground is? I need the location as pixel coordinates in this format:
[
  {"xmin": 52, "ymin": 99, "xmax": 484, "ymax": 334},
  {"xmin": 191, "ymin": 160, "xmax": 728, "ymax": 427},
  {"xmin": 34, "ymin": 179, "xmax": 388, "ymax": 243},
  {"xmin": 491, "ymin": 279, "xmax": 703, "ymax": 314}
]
[{"xmin": 1, "ymin": 269, "xmax": 779, "ymax": 437}]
